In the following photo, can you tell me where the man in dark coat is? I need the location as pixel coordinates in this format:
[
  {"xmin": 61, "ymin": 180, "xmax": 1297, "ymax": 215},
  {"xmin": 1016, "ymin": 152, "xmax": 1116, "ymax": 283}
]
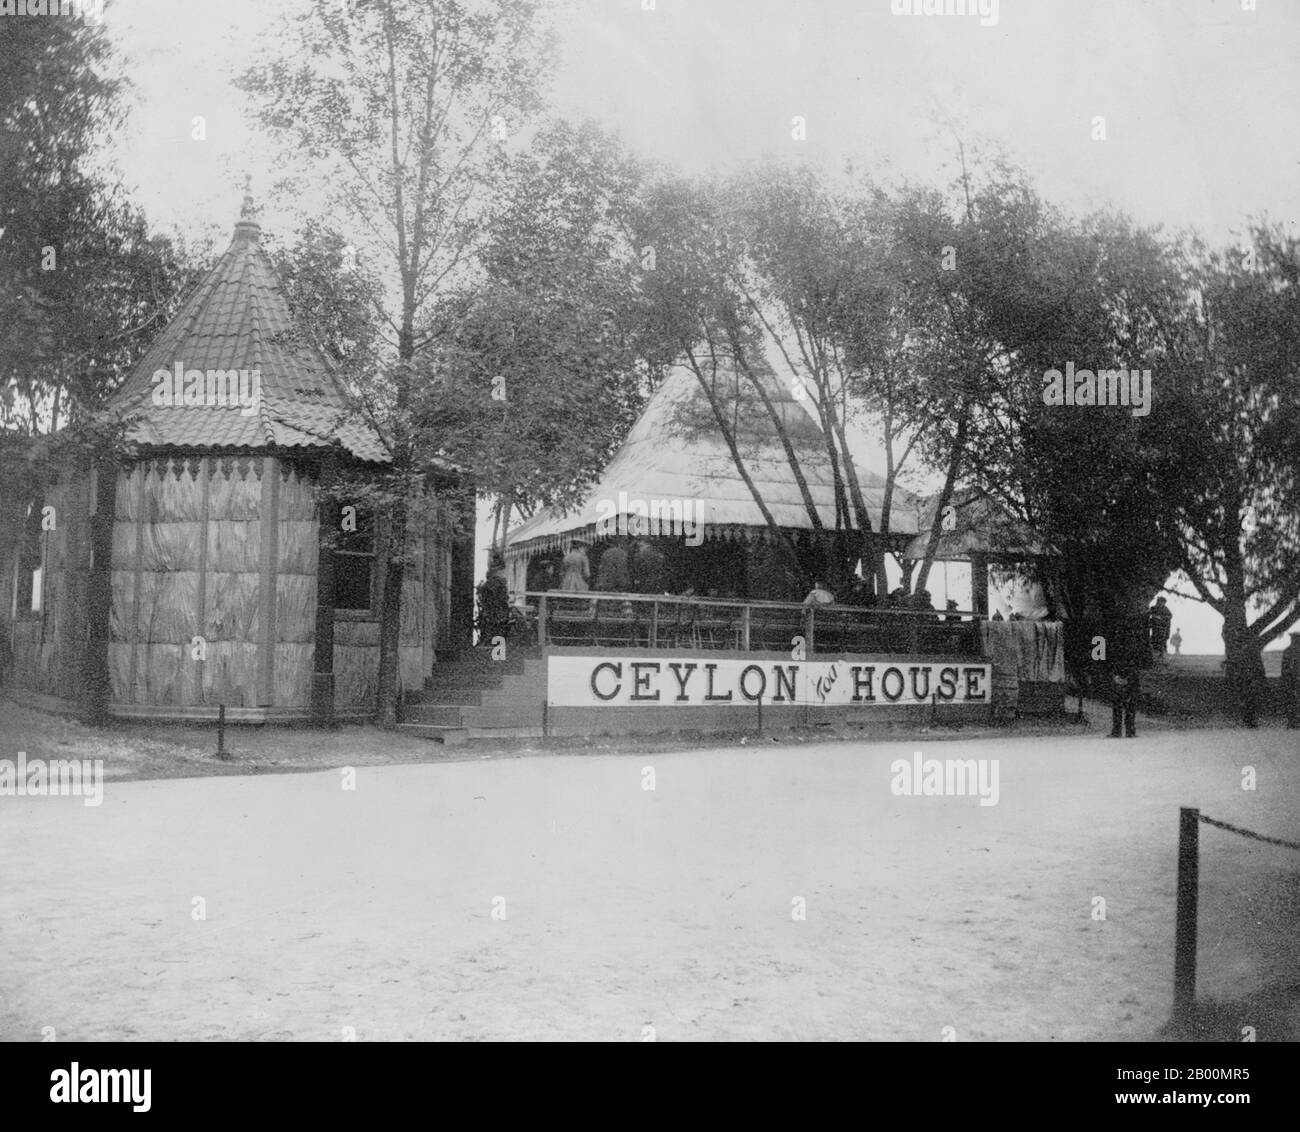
[
  {"xmin": 1282, "ymin": 631, "xmax": 1300, "ymax": 730},
  {"xmin": 1147, "ymin": 596, "xmax": 1173, "ymax": 662},
  {"xmin": 1109, "ymin": 619, "xmax": 1144, "ymax": 738},
  {"xmin": 475, "ymin": 555, "xmax": 511, "ymax": 645},
  {"xmin": 632, "ymin": 540, "xmax": 666, "ymax": 593}
]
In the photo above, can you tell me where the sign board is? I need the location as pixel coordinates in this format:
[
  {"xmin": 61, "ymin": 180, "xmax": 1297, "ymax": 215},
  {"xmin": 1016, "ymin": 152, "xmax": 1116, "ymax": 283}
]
[{"xmin": 546, "ymin": 656, "xmax": 991, "ymax": 708}]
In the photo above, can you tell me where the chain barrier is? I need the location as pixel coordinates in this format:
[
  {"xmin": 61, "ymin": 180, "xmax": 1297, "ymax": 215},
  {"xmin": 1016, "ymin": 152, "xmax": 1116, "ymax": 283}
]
[{"xmin": 1197, "ymin": 812, "xmax": 1300, "ymax": 852}]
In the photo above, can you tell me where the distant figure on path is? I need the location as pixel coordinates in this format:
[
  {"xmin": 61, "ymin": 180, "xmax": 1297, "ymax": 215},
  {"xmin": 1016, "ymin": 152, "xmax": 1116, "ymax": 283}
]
[
  {"xmin": 1282, "ymin": 631, "xmax": 1300, "ymax": 730},
  {"xmin": 1169, "ymin": 627, "xmax": 1182, "ymax": 656},
  {"xmin": 1147, "ymin": 596, "xmax": 1172, "ymax": 661},
  {"xmin": 559, "ymin": 540, "xmax": 590, "ymax": 592}
]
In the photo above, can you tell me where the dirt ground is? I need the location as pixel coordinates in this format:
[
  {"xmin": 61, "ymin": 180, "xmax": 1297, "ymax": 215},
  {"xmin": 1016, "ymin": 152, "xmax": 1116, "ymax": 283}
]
[{"xmin": 1, "ymin": 700, "xmax": 1297, "ymax": 1041}]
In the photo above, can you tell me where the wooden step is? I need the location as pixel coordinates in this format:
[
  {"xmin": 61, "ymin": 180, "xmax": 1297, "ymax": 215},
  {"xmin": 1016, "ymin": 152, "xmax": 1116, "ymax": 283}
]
[
  {"xmin": 413, "ymin": 686, "xmax": 490, "ymax": 705},
  {"xmin": 396, "ymin": 722, "xmax": 471, "ymax": 744},
  {"xmin": 410, "ymin": 672, "xmax": 546, "ymax": 710},
  {"xmin": 458, "ymin": 703, "xmax": 546, "ymax": 730},
  {"xmin": 397, "ymin": 722, "xmax": 544, "ymax": 743},
  {"xmin": 435, "ymin": 646, "xmax": 541, "ymax": 668},
  {"xmin": 403, "ymin": 704, "xmax": 471, "ymax": 725},
  {"xmin": 426, "ymin": 666, "xmax": 520, "ymax": 689}
]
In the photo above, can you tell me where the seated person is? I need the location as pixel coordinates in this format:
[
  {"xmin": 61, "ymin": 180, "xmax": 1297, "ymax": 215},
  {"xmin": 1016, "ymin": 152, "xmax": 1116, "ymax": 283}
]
[
  {"xmin": 803, "ymin": 580, "xmax": 835, "ymax": 606},
  {"xmin": 847, "ymin": 578, "xmax": 877, "ymax": 607}
]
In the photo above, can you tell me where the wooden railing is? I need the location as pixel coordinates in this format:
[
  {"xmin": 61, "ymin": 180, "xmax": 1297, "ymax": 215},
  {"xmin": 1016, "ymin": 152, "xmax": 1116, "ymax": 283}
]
[{"xmin": 516, "ymin": 591, "xmax": 984, "ymax": 656}]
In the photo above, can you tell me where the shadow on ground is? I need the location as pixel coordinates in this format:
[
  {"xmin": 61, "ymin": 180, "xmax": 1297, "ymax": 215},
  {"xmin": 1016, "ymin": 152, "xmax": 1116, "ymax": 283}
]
[{"xmin": 1157, "ymin": 982, "xmax": 1300, "ymax": 1041}]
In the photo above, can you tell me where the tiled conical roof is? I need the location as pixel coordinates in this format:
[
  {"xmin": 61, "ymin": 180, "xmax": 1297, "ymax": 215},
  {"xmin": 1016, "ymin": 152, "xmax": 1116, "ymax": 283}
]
[{"xmin": 107, "ymin": 211, "xmax": 388, "ymax": 463}]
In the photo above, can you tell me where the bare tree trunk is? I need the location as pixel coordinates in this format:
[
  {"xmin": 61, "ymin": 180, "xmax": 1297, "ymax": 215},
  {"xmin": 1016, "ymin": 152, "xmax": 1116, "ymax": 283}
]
[
  {"xmin": 912, "ymin": 406, "xmax": 970, "ymax": 594},
  {"xmin": 497, "ymin": 492, "xmax": 514, "ymax": 559},
  {"xmin": 685, "ymin": 347, "xmax": 808, "ymax": 587},
  {"xmin": 375, "ymin": 332, "xmax": 414, "ymax": 729},
  {"xmin": 1221, "ymin": 529, "xmax": 1262, "ymax": 727},
  {"xmin": 490, "ymin": 496, "xmax": 503, "ymax": 559},
  {"xmin": 375, "ymin": 494, "xmax": 407, "ymax": 729},
  {"xmin": 728, "ymin": 336, "xmax": 826, "ymax": 539}
]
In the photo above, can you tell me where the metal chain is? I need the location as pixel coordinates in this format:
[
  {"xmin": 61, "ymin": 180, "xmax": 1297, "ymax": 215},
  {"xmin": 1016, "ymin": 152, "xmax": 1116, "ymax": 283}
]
[{"xmin": 1197, "ymin": 812, "xmax": 1300, "ymax": 852}]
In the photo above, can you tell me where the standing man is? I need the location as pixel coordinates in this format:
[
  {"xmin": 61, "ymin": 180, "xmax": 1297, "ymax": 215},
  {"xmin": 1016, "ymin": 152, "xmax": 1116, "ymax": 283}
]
[
  {"xmin": 632, "ymin": 539, "xmax": 666, "ymax": 594},
  {"xmin": 1109, "ymin": 620, "xmax": 1142, "ymax": 739},
  {"xmin": 1282, "ymin": 631, "xmax": 1300, "ymax": 730},
  {"xmin": 595, "ymin": 540, "xmax": 630, "ymax": 592},
  {"xmin": 1147, "ymin": 596, "xmax": 1173, "ymax": 662},
  {"xmin": 475, "ymin": 554, "xmax": 511, "ymax": 645}
]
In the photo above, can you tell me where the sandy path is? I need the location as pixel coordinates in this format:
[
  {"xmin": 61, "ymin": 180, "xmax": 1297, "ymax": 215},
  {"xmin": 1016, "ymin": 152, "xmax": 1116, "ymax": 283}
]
[{"xmin": 2, "ymin": 727, "xmax": 1297, "ymax": 1041}]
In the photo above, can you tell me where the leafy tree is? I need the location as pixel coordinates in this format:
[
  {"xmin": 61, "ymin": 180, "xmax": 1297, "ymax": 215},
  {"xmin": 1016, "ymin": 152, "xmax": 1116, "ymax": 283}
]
[
  {"xmin": 1157, "ymin": 227, "xmax": 1300, "ymax": 721},
  {"xmin": 0, "ymin": 16, "xmax": 187, "ymax": 439},
  {"xmin": 240, "ymin": 0, "xmax": 555, "ymax": 726},
  {"xmin": 417, "ymin": 120, "xmax": 654, "ymax": 554},
  {"xmin": 635, "ymin": 170, "xmax": 863, "ymax": 590},
  {"xmin": 726, "ymin": 163, "xmax": 894, "ymax": 592},
  {"xmin": 270, "ymin": 221, "xmax": 388, "ymax": 428}
]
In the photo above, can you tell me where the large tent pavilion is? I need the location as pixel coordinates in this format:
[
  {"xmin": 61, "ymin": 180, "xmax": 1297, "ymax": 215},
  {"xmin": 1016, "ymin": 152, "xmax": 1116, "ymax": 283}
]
[
  {"xmin": 415, "ymin": 352, "xmax": 1065, "ymax": 742},
  {"xmin": 398, "ymin": 353, "xmax": 1069, "ymax": 741},
  {"xmin": 504, "ymin": 356, "xmax": 927, "ymax": 600}
]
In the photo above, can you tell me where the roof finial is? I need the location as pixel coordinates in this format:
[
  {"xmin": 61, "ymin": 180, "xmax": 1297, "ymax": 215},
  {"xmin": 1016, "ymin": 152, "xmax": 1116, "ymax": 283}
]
[{"xmin": 234, "ymin": 174, "xmax": 261, "ymax": 241}]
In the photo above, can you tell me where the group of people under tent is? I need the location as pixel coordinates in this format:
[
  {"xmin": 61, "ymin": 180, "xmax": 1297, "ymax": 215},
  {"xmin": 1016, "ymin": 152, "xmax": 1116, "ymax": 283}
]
[
  {"xmin": 517, "ymin": 538, "xmax": 981, "ymax": 617},
  {"xmin": 799, "ymin": 578, "xmax": 964, "ymax": 619}
]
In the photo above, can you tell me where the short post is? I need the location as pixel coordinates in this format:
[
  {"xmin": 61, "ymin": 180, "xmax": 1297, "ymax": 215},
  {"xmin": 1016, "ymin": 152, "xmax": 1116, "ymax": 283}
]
[
  {"xmin": 537, "ymin": 593, "xmax": 548, "ymax": 648},
  {"xmin": 216, "ymin": 703, "xmax": 227, "ymax": 759},
  {"xmin": 1174, "ymin": 806, "xmax": 1200, "ymax": 1026}
]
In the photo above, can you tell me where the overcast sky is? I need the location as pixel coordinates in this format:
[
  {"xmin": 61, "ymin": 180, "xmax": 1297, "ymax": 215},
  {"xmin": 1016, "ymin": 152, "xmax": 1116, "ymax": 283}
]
[
  {"xmin": 107, "ymin": 0, "xmax": 1298, "ymax": 244},
  {"xmin": 102, "ymin": 0, "xmax": 1298, "ymax": 649}
]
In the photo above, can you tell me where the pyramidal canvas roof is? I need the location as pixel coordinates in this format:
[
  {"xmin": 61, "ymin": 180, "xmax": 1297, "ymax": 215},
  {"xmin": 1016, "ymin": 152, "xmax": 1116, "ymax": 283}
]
[
  {"xmin": 106, "ymin": 208, "xmax": 388, "ymax": 464},
  {"xmin": 506, "ymin": 346, "xmax": 924, "ymax": 558}
]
